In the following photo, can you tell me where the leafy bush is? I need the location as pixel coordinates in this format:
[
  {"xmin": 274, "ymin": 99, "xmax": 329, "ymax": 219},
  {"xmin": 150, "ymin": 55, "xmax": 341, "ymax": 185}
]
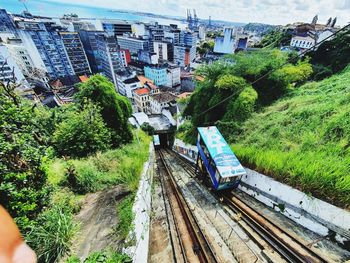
[
  {"xmin": 84, "ymin": 251, "xmax": 130, "ymax": 263},
  {"xmin": 223, "ymin": 86, "xmax": 258, "ymax": 122},
  {"xmin": 53, "ymin": 102, "xmax": 111, "ymax": 158},
  {"xmin": 308, "ymin": 28, "xmax": 350, "ymax": 78},
  {"xmin": 0, "ymin": 90, "xmax": 50, "ymax": 231},
  {"xmin": 184, "ymin": 49, "xmax": 313, "ymax": 132},
  {"xmin": 63, "ymin": 161, "xmax": 100, "ymax": 194},
  {"xmin": 140, "ymin": 123, "xmax": 155, "ymax": 135},
  {"xmin": 66, "ymin": 250, "xmax": 131, "ymax": 263},
  {"xmin": 27, "ymin": 206, "xmax": 78, "ymax": 263},
  {"xmin": 50, "ymin": 188, "xmax": 82, "ymax": 214},
  {"xmin": 176, "ymin": 121, "xmax": 197, "ymax": 144},
  {"xmin": 75, "ymin": 75, "xmax": 133, "ymax": 147},
  {"xmin": 255, "ymin": 28, "xmax": 293, "ymax": 48},
  {"xmin": 48, "ymin": 131, "xmax": 151, "ymax": 194},
  {"xmin": 312, "ymin": 64, "xmax": 333, "ymax": 81}
]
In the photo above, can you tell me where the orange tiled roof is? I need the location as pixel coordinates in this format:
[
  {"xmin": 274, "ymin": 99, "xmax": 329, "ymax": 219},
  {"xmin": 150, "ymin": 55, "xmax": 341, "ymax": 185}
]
[
  {"xmin": 79, "ymin": 75, "xmax": 89, "ymax": 82},
  {"xmin": 177, "ymin": 92, "xmax": 192, "ymax": 99},
  {"xmin": 134, "ymin": 87, "xmax": 150, "ymax": 95}
]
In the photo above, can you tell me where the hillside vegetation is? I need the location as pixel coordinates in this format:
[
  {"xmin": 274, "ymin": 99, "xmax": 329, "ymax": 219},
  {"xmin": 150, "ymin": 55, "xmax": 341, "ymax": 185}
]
[
  {"xmin": 233, "ymin": 67, "xmax": 350, "ymax": 207},
  {"xmin": 0, "ymin": 75, "xmax": 149, "ymax": 263},
  {"xmin": 182, "ymin": 49, "xmax": 312, "ymax": 142},
  {"xmin": 180, "ymin": 45, "xmax": 350, "ymax": 208}
]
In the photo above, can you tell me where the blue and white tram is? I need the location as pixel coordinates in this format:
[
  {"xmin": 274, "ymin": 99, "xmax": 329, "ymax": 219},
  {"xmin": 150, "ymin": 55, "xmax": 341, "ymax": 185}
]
[{"xmin": 195, "ymin": 126, "xmax": 246, "ymax": 190}]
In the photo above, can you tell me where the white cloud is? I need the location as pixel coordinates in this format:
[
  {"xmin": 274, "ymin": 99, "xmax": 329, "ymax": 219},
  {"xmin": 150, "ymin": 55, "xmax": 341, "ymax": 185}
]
[{"xmin": 38, "ymin": 0, "xmax": 350, "ymax": 25}]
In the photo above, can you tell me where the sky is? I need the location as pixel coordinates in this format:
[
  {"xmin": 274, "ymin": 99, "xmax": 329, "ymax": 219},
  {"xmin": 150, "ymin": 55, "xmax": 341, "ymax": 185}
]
[{"xmin": 12, "ymin": 0, "xmax": 350, "ymax": 25}]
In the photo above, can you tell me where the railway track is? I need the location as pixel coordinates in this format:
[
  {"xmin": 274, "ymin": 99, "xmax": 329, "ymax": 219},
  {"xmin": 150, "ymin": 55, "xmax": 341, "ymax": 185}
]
[
  {"xmin": 165, "ymin": 148, "xmax": 332, "ymax": 263},
  {"xmin": 157, "ymin": 149, "xmax": 218, "ymax": 263}
]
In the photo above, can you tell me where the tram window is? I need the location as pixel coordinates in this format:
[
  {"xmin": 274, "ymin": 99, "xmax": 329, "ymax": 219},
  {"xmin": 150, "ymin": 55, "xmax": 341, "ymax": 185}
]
[
  {"xmin": 215, "ymin": 169, "xmax": 220, "ymax": 183},
  {"xmin": 220, "ymin": 177, "xmax": 234, "ymax": 184},
  {"xmin": 203, "ymin": 147, "xmax": 210, "ymax": 159},
  {"xmin": 209, "ymin": 158, "xmax": 216, "ymax": 169},
  {"xmin": 199, "ymin": 137, "xmax": 210, "ymax": 160}
]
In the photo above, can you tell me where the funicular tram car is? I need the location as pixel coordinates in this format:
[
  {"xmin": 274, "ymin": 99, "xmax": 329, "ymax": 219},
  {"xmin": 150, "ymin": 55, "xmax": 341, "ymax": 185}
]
[{"xmin": 196, "ymin": 126, "xmax": 246, "ymax": 190}]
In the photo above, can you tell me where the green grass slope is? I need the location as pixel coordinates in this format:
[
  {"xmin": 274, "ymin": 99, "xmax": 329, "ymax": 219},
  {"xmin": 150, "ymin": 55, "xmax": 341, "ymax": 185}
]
[{"xmin": 233, "ymin": 66, "xmax": 350, "ymax": 208}]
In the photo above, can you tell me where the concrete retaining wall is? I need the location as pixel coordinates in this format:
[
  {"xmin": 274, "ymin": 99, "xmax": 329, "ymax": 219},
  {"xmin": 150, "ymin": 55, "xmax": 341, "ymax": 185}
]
[
  {"xmin": 173, "ymin": 139, "xmax": 350, "ymax": 245},
  {"xmin": 124, "ymin": 142, "xmax": 154, "ymax": 262}
]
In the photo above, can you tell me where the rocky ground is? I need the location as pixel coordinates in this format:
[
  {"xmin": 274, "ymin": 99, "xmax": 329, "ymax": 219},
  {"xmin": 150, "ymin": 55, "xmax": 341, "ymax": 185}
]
[{"xmin": 70, "ymin": 186, "xmax": 130, "ymax": 261}]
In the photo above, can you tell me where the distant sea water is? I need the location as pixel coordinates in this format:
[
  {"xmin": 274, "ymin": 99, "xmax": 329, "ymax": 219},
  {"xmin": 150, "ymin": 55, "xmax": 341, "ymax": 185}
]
[{"xmin": 1, "ymin": 0, "xmax": 187, "ymax": 29}]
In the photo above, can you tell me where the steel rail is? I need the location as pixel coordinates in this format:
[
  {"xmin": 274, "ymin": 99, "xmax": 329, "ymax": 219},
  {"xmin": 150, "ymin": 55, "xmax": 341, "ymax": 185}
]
[
  {"xmin": 157, "ymin": 154, "xmax": 186, "ymax": 263},
  {"xmin": 167, "ymin": 149, "xmax": 331, "ymax": 263},
  {"xmin": 158, "ymin": 149, "xmax": 218, "ymax": 263}
]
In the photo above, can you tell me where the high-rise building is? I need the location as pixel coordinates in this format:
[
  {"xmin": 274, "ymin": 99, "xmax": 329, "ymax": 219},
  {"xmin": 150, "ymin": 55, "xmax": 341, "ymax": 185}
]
[
  {"xmin": 115, "ymin": 70, "xmax": 141, "ymax": 98},
  {"xmin": 59, "ymin": 32, "xmax": 91, "ymax": 76},
  {"xmin": 102, "ymin": 20, "xmax": 132, "ymax": 37},
  {"xmin": 96, "ymin": 34, "xmax": 123, "ymax": 87},
  {"xmin": 172, "ymin": 30, "xmax": 197, "ymax": 66},
  {"xmin": 131, "ymin": 23, "xmax": 150, "ymax": 38},
  {"xmin": 0, "ymin": 9, "xmax": 16, "ymax": 33},
  {"xmin": 166, "ymin": 64, "xmax": 180, "ymax": 87},
  {"xmin": 117, "ymin": 36, "xmax": 149, "ymax": 55},
  {"xmin": 119, "ymin": 49, "xmax": 131, "ymax": 67},
  {"xmin": 164, "ymin": 29, "xmax": 180, "ymax": 45},
  {"xmin": 153, "ymin": 41, "xmax": 173, "ymax": 63},
  {"xmin": 173, "ymin": 45, "xmax": 191, "ymax": 67},
  {"xmin": 180, "ymin": 30, "xmax": 197, "ymax": 47},
  {"xmin": 198, "ymin": 25, "xmax": 206, "ymax": 41},
  {"xmin": 5, "ymin": 37, "xmax": 35, "ymax": 76},
  {"xmin": 137, "ymin": 50, "xmax": 158, "ymax": 65},
  {"xmin": 0, "ymin": 44, "xmax": 28, "ymax": 87},
  {"xmin": 78, "ymin": 30, "xmax": 104, "ymax": 74},
  {"xmin": 19, "ymin": 21, "xmax": 74, "ymax": 79}
]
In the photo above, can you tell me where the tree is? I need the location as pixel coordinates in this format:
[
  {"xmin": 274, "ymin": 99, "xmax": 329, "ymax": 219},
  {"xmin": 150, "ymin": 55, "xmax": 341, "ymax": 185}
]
[
  {"xmin": 53, "ymin": 102, "xmax": 111, "ymax": 158},
  {"xmin": 223, "ymin": 86, "xmax": 258, "ymax": 122},
  {"xmin": 0, "ymin": 86, "xmax": 49, "ymax": 230},
  {"xmin": 308, "ymin": 28, "xmax": 350, "ymax": 79},
  {"xmin": 75, "ymin": 75, "xmax": 133, "ymax": 147},
  {"xmin": 140, "ymin": 123, "xmax": 155, "ymax": 135},
  {"xmin": 255, "ymin": 28, "xmax": 293, "ymax": 48},
  {"xmin": 183, "ymin": 49, "xmax": 313, "ymax": 134}
]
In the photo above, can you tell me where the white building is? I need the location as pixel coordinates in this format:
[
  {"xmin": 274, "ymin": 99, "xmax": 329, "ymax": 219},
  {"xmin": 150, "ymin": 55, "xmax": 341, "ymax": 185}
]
[
  {"xmin": 153, "ymin": 41, "xmax": 169, "ymax": 62},
  {"xmin": 164, "ymin": 30, "xmax": 180, "ymax": 45},
  {"xmin": 116, "ymin": 70, "xmax": 141, "ymax": 98},
  {"xmin": 117, "ymin": 35, "xmax": 149, "ymax": 55},
  {"xmin": 166, "ymin": 65, "xmax": 180, "ymax": 87},
  {"xmin": 290, "ymin": 35, "xmax": 315, "ymax": 49},
  {"xmin": 15, "ymin": 30, "xmax": 48, "ymax": 73},
  {"xmin": 131, "ymin": 23, "xmax": 150, "ymax": 38},
  {"xmin": 0, "ymin": 44, "xmax": 29, "ymax": 88},
  {"xmin": 214, "ymin": 28, "xmax": 235, "ymax": 54},
  {"xmin": 119, "ymin": 49, "xmax": 130, "ymax": 67},
  {"xmin": 198, "ymin": 25, "xmax": 206, "ymax": 41},
  {"xmin": 133, "ymin": 87, "xmax": 150, "ymax": 113},
  {"xmin": 5, "ymin": 38, "xmax": 36, "ymax": 76},
  {"xmin": 118, "ymin": 76, "xmax": 142, "ymax": 98},
  {"xmin": 316, "ymin": 29, "xmax": 334, "ymax": 45},
  {"xmin": 149, "ymin": 92, "xmax": 177, "ymax": 114}
]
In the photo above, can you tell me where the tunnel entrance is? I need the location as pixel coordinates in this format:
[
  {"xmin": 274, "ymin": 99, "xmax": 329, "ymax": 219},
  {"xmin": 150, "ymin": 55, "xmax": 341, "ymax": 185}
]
[{"xmin": 153, "ymin": 131, "xmax": 175, "ymax": 149}]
